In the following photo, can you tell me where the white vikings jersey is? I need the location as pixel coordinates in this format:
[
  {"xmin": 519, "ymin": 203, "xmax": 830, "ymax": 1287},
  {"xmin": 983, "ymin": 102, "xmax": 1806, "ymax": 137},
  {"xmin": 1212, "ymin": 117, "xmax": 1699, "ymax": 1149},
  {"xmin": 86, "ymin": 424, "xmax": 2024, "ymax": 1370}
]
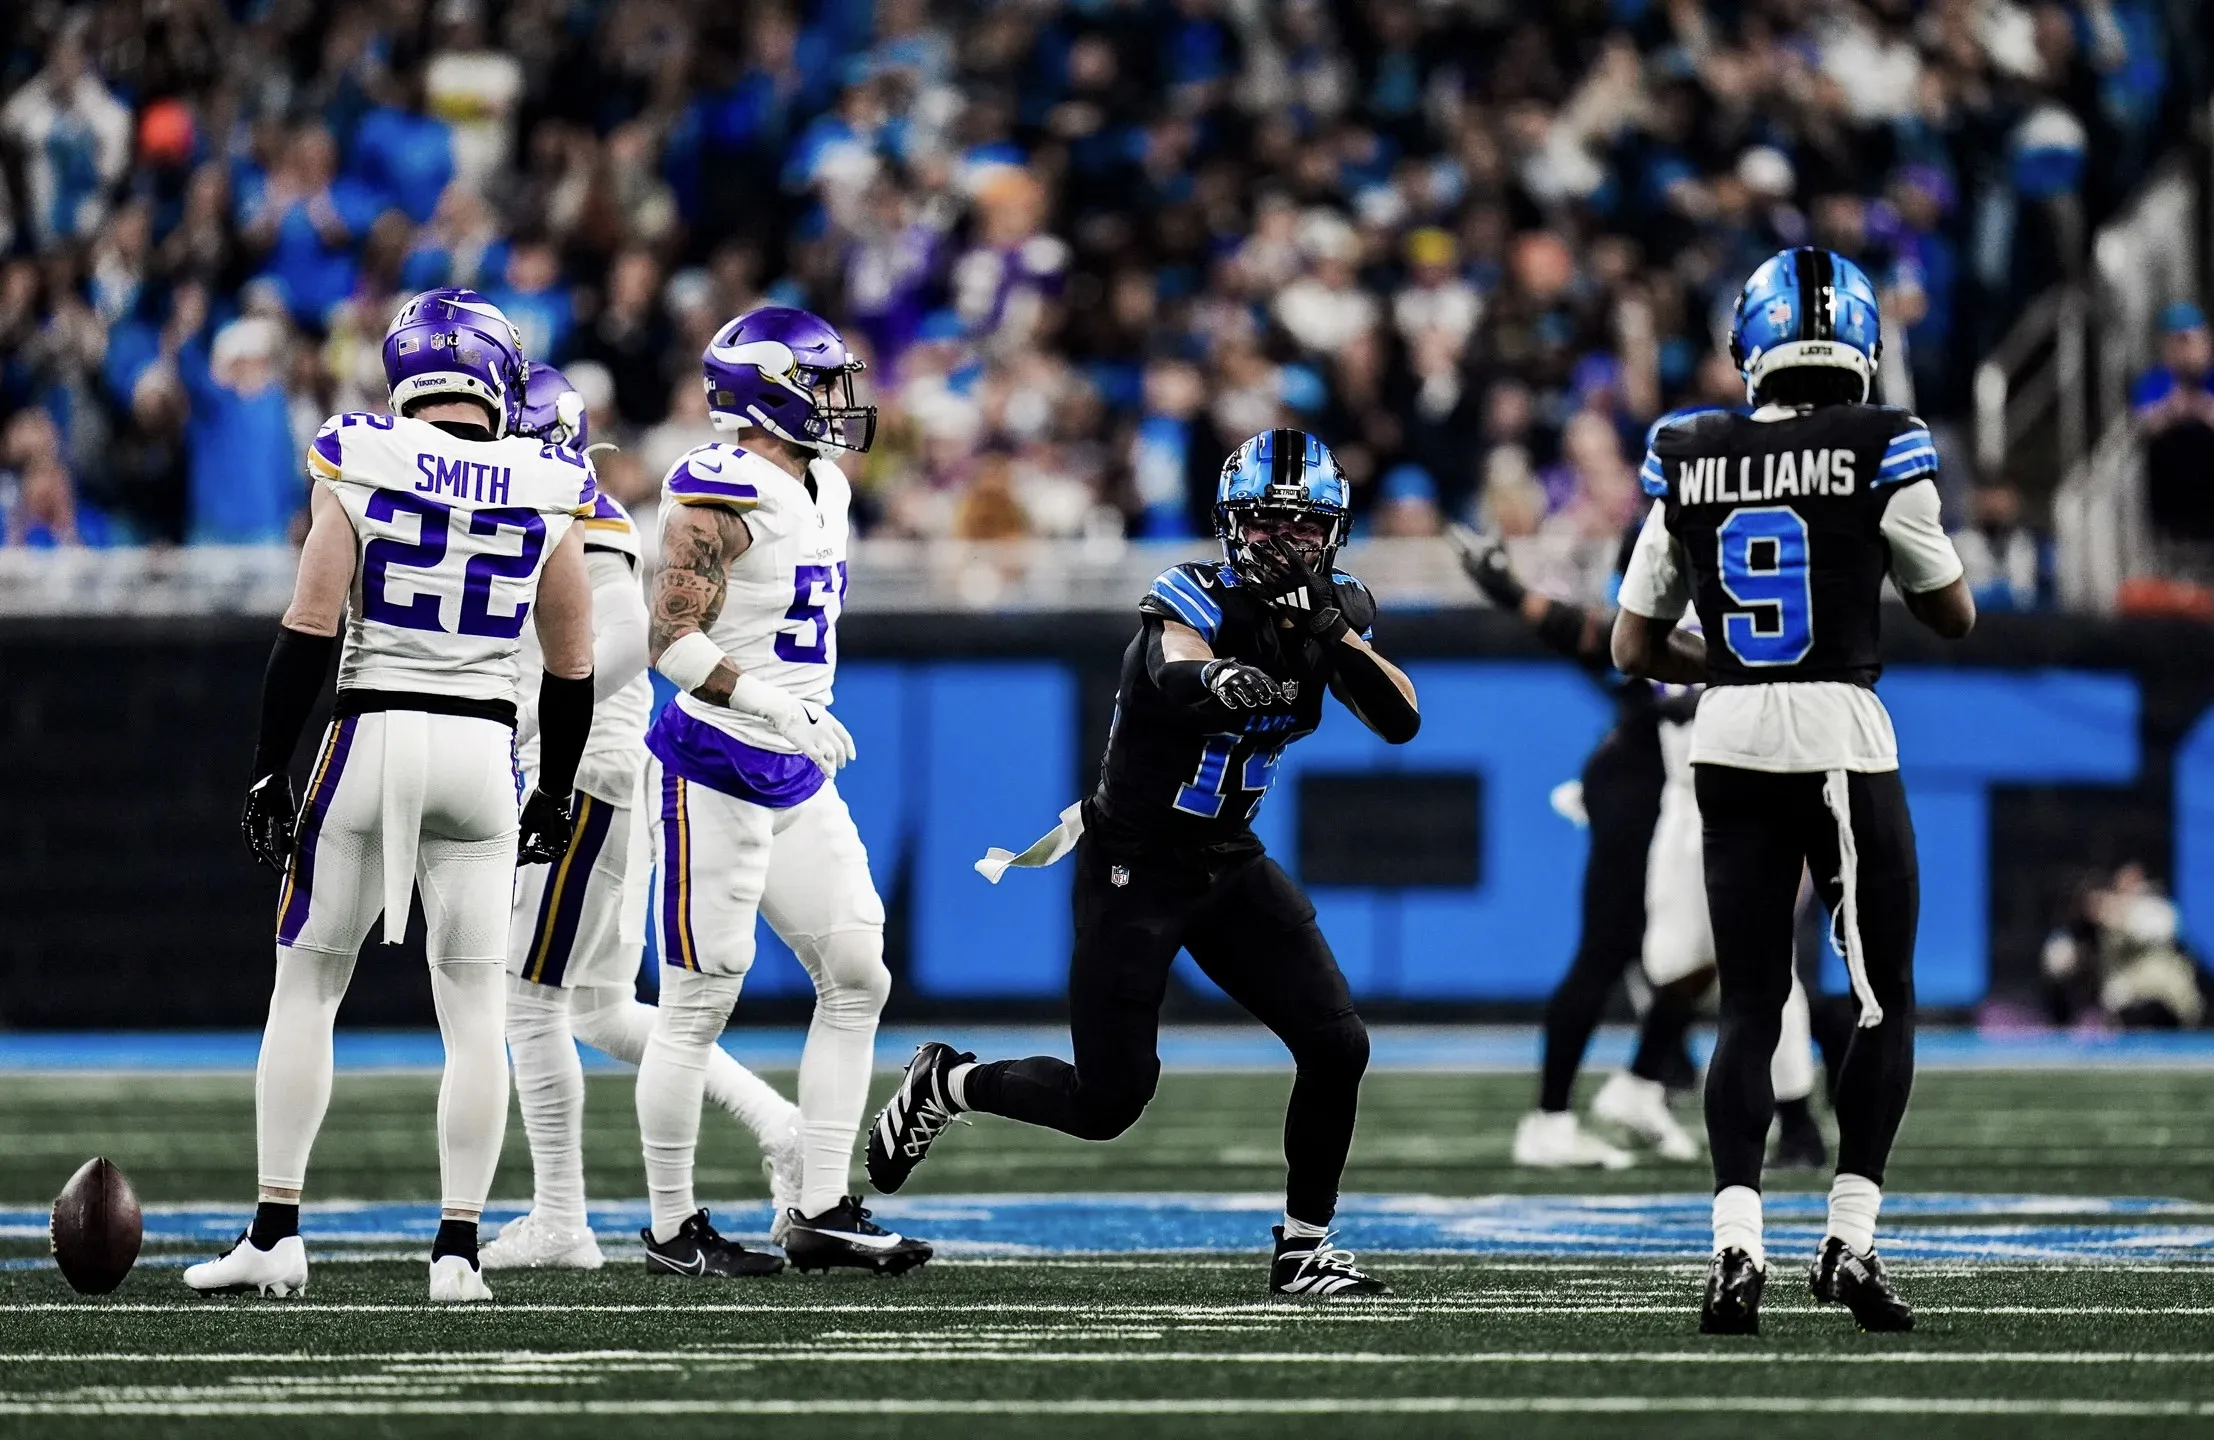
[
  {"xmin": 310, "ymin": 411, "xmax": 596, "ymax": 704},
  {"xmin": 516, "ymin": 492, "xmax": 654, "ymax": 805},
  {"xmin": 659, "ymin": 443, "xmax": 850, "ymax": 753}
]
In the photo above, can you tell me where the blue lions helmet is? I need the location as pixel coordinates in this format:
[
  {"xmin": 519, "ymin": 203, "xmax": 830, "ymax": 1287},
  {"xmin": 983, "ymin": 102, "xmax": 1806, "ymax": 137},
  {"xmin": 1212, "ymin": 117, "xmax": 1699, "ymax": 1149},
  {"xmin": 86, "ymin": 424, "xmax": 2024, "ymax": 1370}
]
[
  {"xmin": 1215, "ymin": 428, "xmax": 1351, "ymax": 577},
  {"xmin": 1728, "ymin": 247, "xmax": 1882, "ymax": 404}
]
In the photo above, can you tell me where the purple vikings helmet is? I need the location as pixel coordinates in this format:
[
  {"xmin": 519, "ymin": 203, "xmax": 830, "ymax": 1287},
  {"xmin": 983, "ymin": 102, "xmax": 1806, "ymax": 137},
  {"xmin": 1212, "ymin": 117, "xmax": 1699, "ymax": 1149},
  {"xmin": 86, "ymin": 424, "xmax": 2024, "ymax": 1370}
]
[
  {"xmin": 382, "ymin": 287, "xmax": 528, "ymax": 436},
  {"xmin": 515, "ymin": 361, "xmax": 589, "ymax": 452},
  {"xmin": 702, "ymin": 306, "xmax": 876, "ymax": 453}
]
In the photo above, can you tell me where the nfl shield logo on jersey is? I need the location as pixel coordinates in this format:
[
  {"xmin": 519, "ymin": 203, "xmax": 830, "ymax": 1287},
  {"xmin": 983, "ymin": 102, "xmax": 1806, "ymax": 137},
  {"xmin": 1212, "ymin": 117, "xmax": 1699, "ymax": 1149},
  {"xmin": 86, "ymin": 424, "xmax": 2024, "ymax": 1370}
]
[{"xmin": 1110, "ymin": 865, "xmax": 1130, "ymax": 888}]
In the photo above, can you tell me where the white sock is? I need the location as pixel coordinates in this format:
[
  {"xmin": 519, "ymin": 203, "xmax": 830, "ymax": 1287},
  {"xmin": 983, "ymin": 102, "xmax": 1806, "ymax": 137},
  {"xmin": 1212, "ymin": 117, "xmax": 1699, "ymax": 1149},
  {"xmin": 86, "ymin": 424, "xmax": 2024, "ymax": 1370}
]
[
  {"xmin": 1771, "ymin": 975, "xmax": 1818, "ymax": 1102},
  {"xmin": 1827, "ymin": 1172, "xmax": 1882, "ymax": 1255},
  {"xmin": 505, "ymin": 975, "xmax": 587, "ymax": 1231},
  {"xmin": 255, "ymin": 946, "xmax": 357, "ymax": 1195},
  {"xmin": 430, "ymin": 960, "xmax": 510, "ymax": 1216},
  {"xmin": 1281, "ymin": 1214, "xmax": 1328, "ymax": 1240},
  {"xmin": 946, "ymin": 1061, "xmax": 976, "ymax": 1111},
  {"xmin": 636, "ymin": 968, "xmax": 740, "ymax": 1242},
  {"xmin": 1712, "ymin": 1185, "xmax": 1765, "ymax": 1268},
  {"xmin": 572, "ymin": 983, "xmax": 799, "ymax": 1147},
  {"xmin": 794, "ymin": 930, "xmax": 890, "ymax": 1218}
]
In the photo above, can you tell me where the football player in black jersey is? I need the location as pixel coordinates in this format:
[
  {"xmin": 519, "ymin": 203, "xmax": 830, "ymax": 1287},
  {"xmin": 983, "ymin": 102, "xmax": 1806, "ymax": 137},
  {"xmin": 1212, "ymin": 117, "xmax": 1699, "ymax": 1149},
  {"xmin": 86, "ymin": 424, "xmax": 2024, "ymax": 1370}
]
[
  {"xmin": 1613, "ymin": 248, "xmax": 1975, "ymax": 1335},
  {"xmin": 866, "ymin": 429, "xmax": 1420, "ymax": 1296}
]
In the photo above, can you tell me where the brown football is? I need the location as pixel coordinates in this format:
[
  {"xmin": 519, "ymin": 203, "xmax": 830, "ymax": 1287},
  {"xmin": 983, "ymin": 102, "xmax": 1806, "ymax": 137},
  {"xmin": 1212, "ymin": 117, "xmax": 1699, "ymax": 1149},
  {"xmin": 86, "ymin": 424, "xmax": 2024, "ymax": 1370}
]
[{"xmin": 49, "ymin": 1157, "xmax": 142, "ymax": 1295}]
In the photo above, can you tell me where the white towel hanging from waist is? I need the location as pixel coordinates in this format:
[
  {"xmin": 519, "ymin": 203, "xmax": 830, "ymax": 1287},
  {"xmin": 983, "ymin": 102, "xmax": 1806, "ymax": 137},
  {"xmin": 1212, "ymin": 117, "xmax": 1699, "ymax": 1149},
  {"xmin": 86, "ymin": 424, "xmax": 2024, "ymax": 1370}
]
[
  {"xmin": 975, "ymin": 802, "xmax": 1086, "ymax": 884},
  {"xmin": 378, "ymin": 710, "xmax": 429, "ymax": 944},
  {"xmin": 1821, "ymin": 768, "xmax": 1883, "ymax": 1029}
]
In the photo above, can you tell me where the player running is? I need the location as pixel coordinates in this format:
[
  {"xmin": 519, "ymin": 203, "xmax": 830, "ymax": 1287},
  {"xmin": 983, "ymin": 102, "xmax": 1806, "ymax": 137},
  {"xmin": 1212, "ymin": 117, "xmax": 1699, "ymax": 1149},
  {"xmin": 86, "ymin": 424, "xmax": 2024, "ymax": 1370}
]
[
  {"xmin": 1452, "ymin": 525, "xmax": 1827, "ymax": 1172},
  {"xmin": 480, "ymin": 362, "xmax": 804, "ymax": 1273},
  {"xmin": 867, "ymin": 429, "xmax": 1422, "ymax": 1297},
  {"xmin": 636, "ymin": 307, "xmax": 930, "ymax": 1278},
  {"xmin": 1612, "ymin": 247, "xmax": 1974, "ymax": 1334},
  {"xmin": 188, "ymin": 288, "xmax": 597, "ymax": 1302}
]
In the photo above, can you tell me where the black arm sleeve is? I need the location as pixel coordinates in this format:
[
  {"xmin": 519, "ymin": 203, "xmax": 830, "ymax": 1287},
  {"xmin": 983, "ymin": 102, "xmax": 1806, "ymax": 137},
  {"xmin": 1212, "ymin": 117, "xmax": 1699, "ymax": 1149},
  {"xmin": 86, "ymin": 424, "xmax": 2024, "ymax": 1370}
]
[
  {"xmin": 1329, "ymin": 643, "xmax": 1421, "ymax": 744},
  {"xmin": 534, "ymin": 671, "xmax": 595, "ymax": 800},
  {"xmin": 1531, "ymin": 597, "xmax": 1615, "ymax": 672},
  {"xmin": 251, "ymin": 625, "xmax": 337, "ymax": 778},
  {"xmin": 1143, "ymin": 620, "xmax": 1235, "ymax": 724}
]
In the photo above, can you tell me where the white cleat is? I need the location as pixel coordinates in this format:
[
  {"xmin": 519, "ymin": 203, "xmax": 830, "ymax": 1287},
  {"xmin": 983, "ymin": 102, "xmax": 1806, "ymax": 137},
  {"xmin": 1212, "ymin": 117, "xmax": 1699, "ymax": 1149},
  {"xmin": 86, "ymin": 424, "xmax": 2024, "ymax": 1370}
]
[
  {"xmin": 763, "ymin": 1118, "xmax": 804, "ymax": 1248},
  {"xmin": 1591, "ymin": 1070, "xmax": 1701, "ymax": 1161},
  {"xmin": 183, "ymin": 1233, "xmax": 309, "ymax": 1297},
  {"xmin": 1512, "ymin": 1109, "xmax": 1634, "ymax": 1170},
  {"xmin": 478, "ymin": 1211, "xmax": 604, "ymax": 1271},
  {"xmin": 428, "ymin": 1254, "xmax": 494, "ymax": 1302}
]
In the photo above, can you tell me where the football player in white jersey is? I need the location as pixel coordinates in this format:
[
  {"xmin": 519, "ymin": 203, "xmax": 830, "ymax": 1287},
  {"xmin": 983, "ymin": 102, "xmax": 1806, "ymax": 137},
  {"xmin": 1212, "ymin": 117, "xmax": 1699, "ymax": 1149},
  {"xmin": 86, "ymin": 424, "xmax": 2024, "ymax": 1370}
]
[
  {"xmin": 186, "ymin": 288, "xmax": 597, "ymax": 1303},
  {"xmin": 635, "ymin": 307, "xmax": 929, "ymax": 1276},
  {"xmin": 482, "ymin": 362, "xmax": 803, "ymax": 1274}
]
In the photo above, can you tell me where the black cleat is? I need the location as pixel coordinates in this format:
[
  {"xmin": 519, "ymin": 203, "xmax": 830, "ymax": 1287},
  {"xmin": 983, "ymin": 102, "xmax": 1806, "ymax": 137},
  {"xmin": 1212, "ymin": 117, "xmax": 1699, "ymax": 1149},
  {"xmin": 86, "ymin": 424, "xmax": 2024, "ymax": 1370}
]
[
  {"xmin": 1699, "ymin": 1247, "xmax": 1766, "ymax": 1334},
  {"xmin": 866, "ymin": 1041, "xmax": 971, "ymax": 1195},
  {"xmin": 780, "ymin": 1196, "xmax": 933, "ymax": 1276},
  {"xmin": 642, "ymin": 1209, "xmax": 784, "ymax": 1279},
  {"xmin": 1810, "ymin": 1237, "xmax": 1914, "ymax": 1331},
  {"xmin": 1773, "ymin": 1113, "xmax": 1830, "ymax": 1172},
  {"xmin": 1269, "ymin": 1227, "xmax": 1391, "ymax": 1297}
]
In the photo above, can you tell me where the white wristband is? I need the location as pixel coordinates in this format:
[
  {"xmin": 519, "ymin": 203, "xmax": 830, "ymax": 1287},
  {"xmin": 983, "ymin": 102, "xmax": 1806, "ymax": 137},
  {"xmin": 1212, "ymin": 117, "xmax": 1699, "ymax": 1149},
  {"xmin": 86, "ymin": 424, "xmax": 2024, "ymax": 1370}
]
[{"xmin": 655, "ymin": 630, "xmax": 728, "ymax": 695}]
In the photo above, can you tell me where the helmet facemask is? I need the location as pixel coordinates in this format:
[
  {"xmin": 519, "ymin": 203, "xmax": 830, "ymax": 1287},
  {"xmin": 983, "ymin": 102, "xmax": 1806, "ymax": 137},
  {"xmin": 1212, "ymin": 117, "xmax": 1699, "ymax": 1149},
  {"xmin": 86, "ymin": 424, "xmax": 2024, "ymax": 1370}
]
[{"xmin": 1222, "ymin": 502, "xmax": 1345, "ymax": 583}]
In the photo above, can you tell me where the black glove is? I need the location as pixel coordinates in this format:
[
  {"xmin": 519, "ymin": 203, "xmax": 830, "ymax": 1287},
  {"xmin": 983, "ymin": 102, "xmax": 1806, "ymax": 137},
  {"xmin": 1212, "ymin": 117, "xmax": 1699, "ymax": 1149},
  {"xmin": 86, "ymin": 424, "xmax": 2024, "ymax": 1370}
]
[
  {"xmin": 1203, "ymin": 659, "xmax": 1288, "ymax": 710},
  {"xmin": 1447, "ymin": 524, "xmax": 1527, "ymax": 610},
  {"xmin": 241, "ymin": 773, "xmax": 300, "ymax": 873},
  {"xmin": 1241, "ymin": 539, "xmax": 1349, "ymax": 641},
  {"xmin": 517, "ymin": 788, "xmax": 576, "ymax": 865}
]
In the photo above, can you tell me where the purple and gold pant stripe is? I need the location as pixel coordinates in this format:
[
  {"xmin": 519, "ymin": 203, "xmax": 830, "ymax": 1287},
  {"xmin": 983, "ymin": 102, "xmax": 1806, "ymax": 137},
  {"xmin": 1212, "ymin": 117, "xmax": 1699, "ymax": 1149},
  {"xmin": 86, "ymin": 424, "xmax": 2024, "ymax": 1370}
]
[
  {"xmin": 522, "ymin": 791, "xmax": 613, "ymax": 986},
  {"xmin": 659, "ymin": 771, "xmax": 699, "ymax": 971},
  {"xmin": 274, "ymin": 716, "xmax": 359, "ymax": 946}
]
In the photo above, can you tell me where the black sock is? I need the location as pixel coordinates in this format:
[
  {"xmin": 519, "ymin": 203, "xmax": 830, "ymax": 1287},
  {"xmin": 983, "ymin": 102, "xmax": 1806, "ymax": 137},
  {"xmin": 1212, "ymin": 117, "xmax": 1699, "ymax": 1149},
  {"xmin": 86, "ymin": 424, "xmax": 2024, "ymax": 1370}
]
[
  {"xmin": 1776, "ymin": 1095, "xmax": 1814, "ymax": 1131},
  {"xmin": 249, "ymin": 1202, "xmax": 299, "ymax": 1249},
  {"xmin": 431, "ymin": 1218, "xmax": 479, "ymax": 1266}
]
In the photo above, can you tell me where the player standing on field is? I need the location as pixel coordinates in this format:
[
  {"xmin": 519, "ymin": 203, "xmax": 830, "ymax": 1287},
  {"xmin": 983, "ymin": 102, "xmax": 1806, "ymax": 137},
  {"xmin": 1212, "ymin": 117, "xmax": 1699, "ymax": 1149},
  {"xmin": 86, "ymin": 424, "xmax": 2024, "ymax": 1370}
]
[
  {"xmin": 481, "ymin": 362, "xmax": 804, "ymax": 1273},
  {"xmin": 189, "ymin": 288, "xmax": 597, "ymax": 1302},
  {"xmin": 868, "ymin": 429, "xmax": 1422, "ymax": 1297},
  {"xmin": 635, "ymin": 307, "xmax": 930, "ymax": 1278},
  {"xmin": 1611, "ymin": 247, "xmax": 1975, "ymax": 1334}
]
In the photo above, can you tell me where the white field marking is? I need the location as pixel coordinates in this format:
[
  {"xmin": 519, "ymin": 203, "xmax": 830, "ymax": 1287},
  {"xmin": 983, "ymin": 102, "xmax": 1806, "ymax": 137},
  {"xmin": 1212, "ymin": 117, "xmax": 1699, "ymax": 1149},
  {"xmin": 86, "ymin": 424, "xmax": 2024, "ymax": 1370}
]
[
  {"xmin": 11, "ymin": 1301, "xmax": 2214, "ymax": 1317},
  {"xmin": 1, "ymin": 1398, "xmax": 2212, "ymax": 1418},
  {"xmin": 8, "ymin": 1350, "xmax": 2214, "ymax": 1368}
]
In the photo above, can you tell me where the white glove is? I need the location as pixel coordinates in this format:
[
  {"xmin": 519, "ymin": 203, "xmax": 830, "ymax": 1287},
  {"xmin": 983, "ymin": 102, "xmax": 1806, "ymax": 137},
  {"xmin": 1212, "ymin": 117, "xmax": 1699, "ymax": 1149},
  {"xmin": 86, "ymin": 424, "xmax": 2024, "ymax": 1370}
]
[{"xmin": 729, "ymin": 674, "xmax": 857, "ymax": 776}]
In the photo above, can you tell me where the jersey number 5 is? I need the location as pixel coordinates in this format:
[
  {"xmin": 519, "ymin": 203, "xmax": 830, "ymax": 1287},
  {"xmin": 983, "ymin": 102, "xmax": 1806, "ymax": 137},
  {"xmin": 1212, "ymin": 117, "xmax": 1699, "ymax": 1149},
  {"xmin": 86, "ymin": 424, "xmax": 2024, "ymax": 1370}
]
[
  {"xmin": 774, "ymin": 561, "xmax": 848, "ymax": 664},
  {"xmin": 1716, "ymin": 506, "xmax": 1813, "ymax": 666}
]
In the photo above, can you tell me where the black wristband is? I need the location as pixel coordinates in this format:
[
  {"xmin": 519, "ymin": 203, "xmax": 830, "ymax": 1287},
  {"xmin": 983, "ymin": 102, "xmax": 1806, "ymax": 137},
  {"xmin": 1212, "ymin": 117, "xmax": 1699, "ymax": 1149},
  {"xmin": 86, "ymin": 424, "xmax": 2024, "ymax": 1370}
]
[
  {"xmin": 1156, "ymin": 658, "xmax": 1213, "ymax": 708},
  {"xmin": 251, "ymin": 626, "xmax": 337, "ymax": 779},
  {"xmin": 534, "ymin": 670, "xmax": 595, "ymax": 800},
  {"xmin": 1533, "ymin": 599, "xmax": 1590, "ymax": 659}
]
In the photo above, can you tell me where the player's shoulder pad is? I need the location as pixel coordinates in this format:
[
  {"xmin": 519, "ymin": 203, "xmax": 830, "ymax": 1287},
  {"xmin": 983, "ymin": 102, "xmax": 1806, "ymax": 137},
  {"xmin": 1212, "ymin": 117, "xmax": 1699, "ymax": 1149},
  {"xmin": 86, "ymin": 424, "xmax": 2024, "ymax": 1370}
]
[
  {"xmin": 1873, "ymin": 406, "xmax": 1938, "ymax": 488},
  {"xmin": 579, "ymin": 491, "xmax": 642, "ymax": 562},
  {"xmin": 1139, "ymin": 560, "xmax": 1225, "ymax": 644},
  {"xmin": 1329, "ymin": 569, "xmax": 1377, "ymax": 641},
  {"xmin": 306, "ymin": 412, "xmax": 397, "ymax": 481},
  {"xmin": 663, "ymin": 443, "xmax": 765, "ymax": 512},
  {"xmin": 1640, "ymin": 407, "xmax": 1736, "ymax": 497}
]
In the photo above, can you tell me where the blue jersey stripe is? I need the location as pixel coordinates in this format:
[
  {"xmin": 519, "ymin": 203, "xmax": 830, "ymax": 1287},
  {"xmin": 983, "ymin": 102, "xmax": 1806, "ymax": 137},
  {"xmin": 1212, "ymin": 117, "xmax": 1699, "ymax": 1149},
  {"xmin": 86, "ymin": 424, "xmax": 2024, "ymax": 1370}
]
[
  {"xmin": 1160, "ymin": 569, "xmax": 1222, "ymax": 628},
  {"xmin": 1876, "ymin": 429, "xmax": 1938, "ymax": 485},
  {"xmin": 1639, "ymin": 451, "xmax": 1668, "ymax": 497},
  {"xmin": 1148, "ymin": 577, "xmax": 1214, "ymax": 636}
]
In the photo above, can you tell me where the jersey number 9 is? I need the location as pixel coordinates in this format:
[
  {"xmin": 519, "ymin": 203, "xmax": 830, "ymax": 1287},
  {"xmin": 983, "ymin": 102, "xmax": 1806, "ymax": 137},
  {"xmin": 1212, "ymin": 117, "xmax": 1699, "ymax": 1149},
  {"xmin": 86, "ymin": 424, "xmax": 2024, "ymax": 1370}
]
[{"xmin": 1716, "ymin": 506, "xmax": 1813, "ymax": 666}]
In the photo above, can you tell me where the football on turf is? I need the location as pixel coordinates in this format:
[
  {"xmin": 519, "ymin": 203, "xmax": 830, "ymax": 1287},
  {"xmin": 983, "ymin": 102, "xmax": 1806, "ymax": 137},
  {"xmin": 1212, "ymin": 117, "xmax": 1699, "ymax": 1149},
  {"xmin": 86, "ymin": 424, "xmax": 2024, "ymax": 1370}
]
[{"xmin": 50, "ymin": 1157, "xmax": 143, "ymax": 1295}]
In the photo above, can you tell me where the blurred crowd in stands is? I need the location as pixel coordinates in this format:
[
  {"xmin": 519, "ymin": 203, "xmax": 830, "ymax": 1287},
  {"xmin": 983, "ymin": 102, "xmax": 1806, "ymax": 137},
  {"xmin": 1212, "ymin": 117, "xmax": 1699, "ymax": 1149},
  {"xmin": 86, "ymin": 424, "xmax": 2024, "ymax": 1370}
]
[{"xmin": 0, "ymin": 0, "xmax": 2205, "ymax": 614}]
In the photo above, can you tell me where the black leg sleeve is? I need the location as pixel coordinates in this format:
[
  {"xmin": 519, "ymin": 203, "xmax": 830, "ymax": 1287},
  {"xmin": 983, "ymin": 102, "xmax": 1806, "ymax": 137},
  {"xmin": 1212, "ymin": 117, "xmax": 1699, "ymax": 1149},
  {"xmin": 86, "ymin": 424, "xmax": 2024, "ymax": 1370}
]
[
  {"xmin": 1539, "ymin": 721, "xmax": 1664, "ymax": 1111},
  {"xmin": 962, "ymin": 838, "xmax": 1187, "ymax": 1142},
  {"xmin": 1696, "ymin": 764, "xmax": 1815, "ymax": 1193},
  {"xmin": 1808, "ymin": 769, "xmax": 1920, "ymax": 1185},
  {"xmin": 1185, "ymin": 858, "xmax": 1367, "ymax": 1228}
]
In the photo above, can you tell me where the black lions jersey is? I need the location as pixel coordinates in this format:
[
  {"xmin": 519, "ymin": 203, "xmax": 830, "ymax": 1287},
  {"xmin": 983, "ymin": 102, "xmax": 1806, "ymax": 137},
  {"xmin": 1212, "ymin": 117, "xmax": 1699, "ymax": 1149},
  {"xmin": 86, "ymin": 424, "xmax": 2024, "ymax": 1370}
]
[
  {"xmin": 1643, "ymin": 404, "xmax": 1936, "ymax": 688},
  {"xmin": 1089, "ymin": 560, "xmax": 1378, "ymax": 854}
]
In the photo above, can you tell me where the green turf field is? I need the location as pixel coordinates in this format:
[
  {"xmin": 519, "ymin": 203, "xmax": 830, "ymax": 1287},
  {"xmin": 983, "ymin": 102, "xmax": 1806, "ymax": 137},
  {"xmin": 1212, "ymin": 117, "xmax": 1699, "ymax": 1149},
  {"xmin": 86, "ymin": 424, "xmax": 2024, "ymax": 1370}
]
[{"xmin": 2, "ymin": 1068, "xmax": 2212, "ymax": 1437}]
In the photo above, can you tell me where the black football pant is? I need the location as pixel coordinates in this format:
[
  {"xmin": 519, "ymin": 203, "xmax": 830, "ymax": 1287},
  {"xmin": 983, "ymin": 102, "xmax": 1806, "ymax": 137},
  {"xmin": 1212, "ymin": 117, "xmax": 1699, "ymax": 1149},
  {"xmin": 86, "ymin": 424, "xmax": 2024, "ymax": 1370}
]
[
  {"xmin": 962, "ymin": 835, "xmax": 1369, "ymax": 1227},
  {"xmin": 1697, "ymin": 764, "xmax": 1918, "ymax": 1193},
  {"xmin": 1537, "ymin": 718, "xmax": 1700, "ymax": 1112}
]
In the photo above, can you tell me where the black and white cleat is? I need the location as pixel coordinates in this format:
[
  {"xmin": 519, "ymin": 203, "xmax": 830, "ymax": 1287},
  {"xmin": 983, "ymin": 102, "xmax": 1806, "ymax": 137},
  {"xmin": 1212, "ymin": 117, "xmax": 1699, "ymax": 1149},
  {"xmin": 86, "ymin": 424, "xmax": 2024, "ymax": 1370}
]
[
  {"xmin": 1699, "ymin": 1246, "xmax": 1766, "ymax": 1335},
  {"xmin": 1269, "ymin": 1227, "xmax": 1391, "ymax": 1298},
  {"xmin": 1810, "ymin": 1237, "xmax": 1914, "ymax": 1331},
  {"xmin": 641, "ymin": 1209, "xmax": 784, "ymax": 1279},
  {"xmin": 780, "ymin": 1196, "xmax": 933, "ymax": 1277},
  {"xmin": 865, "ymin": 1041, "xmax": 971, "ymax": 1195}
]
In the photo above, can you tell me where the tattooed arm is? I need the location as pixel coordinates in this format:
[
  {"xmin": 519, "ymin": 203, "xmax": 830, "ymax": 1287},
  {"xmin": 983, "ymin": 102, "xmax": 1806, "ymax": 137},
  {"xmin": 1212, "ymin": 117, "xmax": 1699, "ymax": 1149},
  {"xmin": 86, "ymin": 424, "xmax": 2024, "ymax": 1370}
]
[{"xmin": 649, "ymin": 503, "xmax": 753, "ymax": 705}]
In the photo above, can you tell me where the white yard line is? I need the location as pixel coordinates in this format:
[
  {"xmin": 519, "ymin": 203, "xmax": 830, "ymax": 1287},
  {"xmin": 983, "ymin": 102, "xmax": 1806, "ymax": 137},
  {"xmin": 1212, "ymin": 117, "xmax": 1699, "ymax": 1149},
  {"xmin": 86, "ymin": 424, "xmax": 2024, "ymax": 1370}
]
[
  {"xmin": 9, "ymin": 1300, "xmax": 2214, "ymax": 1316},
  {"xmin": 0, "ymin": 1397, "xmax": 2209, "ymax": 1417},
  {"xmin": 2, "ymin": 1349, "xmax": 2211, "ymax": 1367}
]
